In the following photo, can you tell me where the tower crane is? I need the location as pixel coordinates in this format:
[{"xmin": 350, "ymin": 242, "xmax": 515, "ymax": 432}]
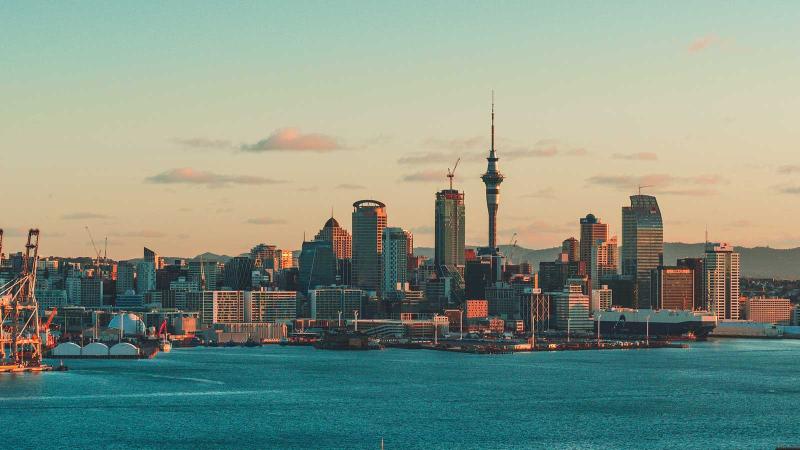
[
  {"xmin": 446, "ymin": 157, "xmax": 461, "ymax": 190},
  {"xmin": 507, "ymin": 232, "xmax": 518, "ymax": 267},
  {"xmin": 638, "ymin": 184, "xmax": 654, "ymax": 195},
  {"xmin": 84, "ymin": 226, "xmax": 102, "ymax": 276}
]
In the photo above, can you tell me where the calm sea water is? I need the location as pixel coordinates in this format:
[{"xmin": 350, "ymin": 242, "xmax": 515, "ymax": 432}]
[{"xmin": 1, "ymin": 339, "xmax": 798, "ymax": 449}]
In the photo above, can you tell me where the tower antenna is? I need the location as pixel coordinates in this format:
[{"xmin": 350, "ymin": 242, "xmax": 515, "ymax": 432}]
[{"xmin": 491, "ymin": 90, "xmax": 495, "ymax": 152}]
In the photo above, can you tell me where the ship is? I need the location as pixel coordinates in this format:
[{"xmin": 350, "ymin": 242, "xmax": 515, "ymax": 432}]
[
  {"xmin": 595, "ymin": 309, "xmax": 717, "ymax": 340},
  {"xmin": 313, "ymin": 329, "xmax": 382, "ymax": 351}
]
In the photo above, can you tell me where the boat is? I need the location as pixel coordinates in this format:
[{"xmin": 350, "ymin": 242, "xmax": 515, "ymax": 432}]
[
  {"xmin": 314, "ymin": 329, "xmax": 383, "ymax": 351},
  {"xmin": 595, "ymin": 309, "xmax": 717, "ymax": 340},
  {"xmin": 243, "ymin": 338, "xmax": 262, "ymax": 348},
  {"xmin": 223, "ymin": 340, "xmax": 238, "ymax": 348}
]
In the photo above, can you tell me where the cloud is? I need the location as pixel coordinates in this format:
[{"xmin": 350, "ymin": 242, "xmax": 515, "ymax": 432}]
[
  {"xmin": 246, "ymin": 217, "xmax": 287, "ymax": 225},
  {"xmin": 777, "ymin": 186, "xmax": 800, "ymax": 195},
  {"xmin": 112, "ymin": 230, "xmax": 167, "ymax": 238},
  {"xmin": 397, "ymin": 151, "xmax": 475, "ymax": 166},
  {"xmin": 61, "ymin": 212, "xmax": 111, "ymax": 220},
  {"xmin": 145, "ymin": 168, "xmax": 284, "ymax": 187},
  {"xmin": 241, "ymin": 128, "xmax": 341, "ymax": 152},
  {"xmin": 688, "ymin": 35, "xmax": 718, "ymax": 53},
  {"xmin": 612, "ymin": 152, "xmax": 658, "ymax": 161},
  {"xmin": 410, "ymin": 225, "xmax": 434, "ymax": 235},
  {"xmin": 402, "ymin": 170, "xmax": 445, "ymax": 183},
  {"xmin": 504, "ymin": 140, "xmax": 588, "ymax": 160},
  {"xmin": 424, "ymin": 136, "xmax": 486, "ymax": 151},
  {"xmin": 172, "ymin": 137, "xmax": 233, "ymax": 150},
  {"xmin": 298, "ymin": 186, "xmax": 319, "ymax": 192},
  {"xmin": 521, "ymin": 187, "xmax": 557, "ymax": 199},
  {"xmin": 777, "ymin": 165, "xmax": 800, "ymax": 174},
  {"xmin": 336, "ymin": 183, "xmax": 366, "ymax": 190},
  {"xmin": 586, "ymin": 173, "xmax": 724, "ymax": 195}
]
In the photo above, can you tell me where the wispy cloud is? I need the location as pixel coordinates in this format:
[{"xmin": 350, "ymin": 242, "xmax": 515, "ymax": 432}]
[
  {"xmin": 241, "ymin": 128, "xmax": 341, "ymax": 152},
  {"xmin": 521, "ymin": 187, "xmax": 556, "ymax": 199},
  {"xmin": 777, "ymin": 186, "xmax": 800, "ymax": 195},
  {"xmin": 777, "ymin": 165, "xmax": 800, "ymax": 174},
  {"xmin": 402, "ymin": 170, "xmax": 445, "ymax": 183},
  {"xmin": 424, "ymin": 136, "xmax": 486, "ymax": 151},
  {"xmin": 612, "ymin": 152, "xmax": 658, "ymax": 161},
  {"xmin": 336, "ymin": 183, "xmax": 366, "ymax": 190},
  {"xmin": 397, "ymin": 151, "xmax": 473, "ymax": 166},
  {"xmin": 587, "ymin": 173, "xmax": 724, "ymax": 196},
  {"xmin": 172, "ymin": 137, "xmax": 233, "ymax": 150},
  {"xmin": 410, "ymin": 225, "xmax": 434, "ymax": 235},
  {"xmin": 246, "ymin": 217, "xmax": 287, "ymax": 225},
  {"xmin": 504, "ymin": 140, "xmax": 588, "ymax": 160},
  {"xmin": 688, "ymin": 35, "xmax": 719, "ymax": 53},
  {"xmin": 61, "ymin": 212, "xmax": 111, "ymax": 220},
  {"xmin": 145, "ymin": 168, "xmax": 284, "ymax": 187},
  {"xmin": 111, "ymin": 230, "xmax": 167, "ymax": 238}
]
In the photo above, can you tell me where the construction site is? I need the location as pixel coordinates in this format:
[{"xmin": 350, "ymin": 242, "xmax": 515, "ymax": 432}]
[{"xmin": 0, "ymin": 228, "xmax": 52, "ymax": 373}]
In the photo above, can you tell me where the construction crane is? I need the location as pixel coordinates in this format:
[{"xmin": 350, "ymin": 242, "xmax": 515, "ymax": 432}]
[
  {"xmin": 446, "ymin": 157, "xmax": 461, "ymax": 190},
  {"xmin": 506, "ymin": 232, "xmax": 518, "ymax": 267},
  {"xmin": 638, "ymin": 184, "xmax": 654, "ymax": 195},
  {"xmin": 84, "ymin": 226, "xmax": 102, "ymax": 276}
]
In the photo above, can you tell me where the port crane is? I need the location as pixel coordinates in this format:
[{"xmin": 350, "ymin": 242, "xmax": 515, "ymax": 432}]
[{"xmin": 446, "ymin": 157, "xmax": 461, "ymax": 190}]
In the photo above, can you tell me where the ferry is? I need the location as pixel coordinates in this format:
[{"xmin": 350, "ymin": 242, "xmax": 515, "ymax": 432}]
[{"xmin": 595, "ymin": 309, "xmax": 717, "ymax": 340}]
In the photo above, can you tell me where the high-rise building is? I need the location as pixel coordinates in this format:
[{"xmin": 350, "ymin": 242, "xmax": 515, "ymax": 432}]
[
  {"xmin": 116, "ymin": 262, "xmax": 135, "ymax": 294},
  {"xmin": 677, "ymin": 257, "xmax": 705, "ymax": 310},
  {"xmin": 579, "ymin": 214, "xmax": 608, "ymax": 273},
  {"xmin": 704, "ymin": 243, "xmax": 740, "ymax": 320},
  {"xmin": 223, "ymin": 257, "xmax": 255, "ymax": 291},
  {"xmin": 314, "ymin": 217, "xmax": 352, "ymax": 260},
  {"xmin": 298, "ymin": 240, "xmax": 337, "ymax": 293},
  {"xmin": 590, "ymin": 236, "xmax": 619, "ymax": 289},
  {"xmin": 434, "ymin": 189, "xmax": 465, "ymax": 271},
  {"xmin": 135, "ymin": 261, "xmax": 156, "ymax": 294},
  {"xmin": 250, "ymin": 244, "xmax": 282, "ymax": 270},
  {"xmin": 591, "ymin": 285, "xmax": 612, "ymax": 313},
  {"xmin": 561, "ymin": 237, "xmax": 580, "ymax": 263},
  {"xmin": 80, "ymin": 277, "xmax": 104, "ymax": 307},
  {"xmin": 554, "ymin": 284, "xmax": 593, "ymax": 331},
  {"xmin": 621, "ymin": 195, "xmax": 663, "ymax": 308},
  {"xmin": 144, "ymin": 247, "xmax": 162, "ymax": 270},
  {"xmin": 189, "ymin": 291, "xmax": 244, "ymax": 326},
  {"xmin": 309, "ymin": 288, "xmax": 364, "ymax": 321},
  {"xmin": 382, "ymin": 227, "xmax": 411, "ymax": 295},
  {"xmin": 351, "ymin": 200, "xmax": 387, "ymax": 292},
  {"xmin": 651, "ymin": 266, "xmax": 694, "ymax": 310},
  {"xmin": 188, "ymin": 260, "xmax": 220, "ymax": 291},
  {"xmin": 244, "ymin": 291, "xmax": 297, "ymax": 323}
]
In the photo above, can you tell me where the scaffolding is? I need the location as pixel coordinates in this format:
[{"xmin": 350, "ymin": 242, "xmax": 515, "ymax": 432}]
[{"xmin": 1, "ymin": 229, "xmax": 46, "ymax": 372}]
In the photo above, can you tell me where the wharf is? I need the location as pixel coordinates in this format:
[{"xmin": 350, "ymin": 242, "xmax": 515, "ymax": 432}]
[{"xmin": 0, "ymin": 364, "xmax": 53, "ymax": 373}]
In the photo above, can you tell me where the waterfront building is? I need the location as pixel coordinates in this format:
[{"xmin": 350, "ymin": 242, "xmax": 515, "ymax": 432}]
[
  {"xmin": 351, "ymin": 200, "xmax": 387, "ymax": 292},
  {"xmin": 168, "ymin": 276, "xmax": 199, "ymax": 310},
  {"xmin": 189, "ymin": 291, "xmax": 244, "ymax": 326},
  {"xmin": 704, "ymin": 242, "xmax": 741, "ymax": 320},
  {"xmin": 591, "ymin": 285, "xmax": 612, "ymax": 313},
  {"xmin": 297, "ymin": 240, "xmax": 337, "ymax": 293},
  {"xmin": 309, "ymin": 287, "xmax": 364, "ymax": 321},
  {"xmin": 580, "ymin": 214, "xmax": 608, "ymax": 274},
  {"xmin": 621, "ymin": 195, "xmax": 664, "ymax": 308},
  {"xmin": 223, "ymin": 256, "xmax": 255, "ymax": 291},
  {"xmin": 465, "ymin": 299, "xmax": 489, "ymax": 319},
  {"xmin": 651, "ymin": 266, "xmax": 694, "ymax": 310},
  {"xmin": 314, "ymin": 216, "xmax": 352, "ymax": 259},
  {"xmin": 561, "ymin": 237, "xmax": 580, "ymax": 263},
  {"xmin": 590, "ymin": 236, "xmax": 618, "ymax": 289},
  {"xmin": 136, "ymin": 261, "xmax": 156, "ymax": 294},
  {"xmin": 553, "ymin": 284, "xmax": 593, "ymax": 331},
  {"xmin": 36, "ymin": 289, "xmax": 69, "ymax": 310},
  {"xmin": 244, "ymin": 291, "xmax": 297, "ymax": 323},
  {"xmin": 382, "ymin": 227, "xmax": 412, "ymax": 295},
  {"xmin": 677, "ymin": 257, "xmax": 705, "ymax": 310},
  {"xmin": 116, "ymin": 261, "xmax": 135, "ymax": 294},
  {"xmin": 434, "ymin": 188, "xmax": 466, "ymax": 271},
  {"xmin": 741, "ymin": 297, "xmax": 791, "ymax": 324}
]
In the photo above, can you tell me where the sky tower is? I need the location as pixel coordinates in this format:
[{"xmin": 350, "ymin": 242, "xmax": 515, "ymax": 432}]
[{"xmin": 481, "ymin": 94, "xmax": 504, "ymax": 252}]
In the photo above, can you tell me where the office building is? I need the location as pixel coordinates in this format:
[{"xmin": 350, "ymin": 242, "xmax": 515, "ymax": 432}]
[
  {"xmin": 561, "ymin": 237, "xmax": 580, "ymax": 263},
  {"xmin": 250, "ymin": 244, "xmax": 282, "ymax": 270},
  {"xmin": 309, "ymin": 288, "xmax": 364, "ymax": 321},
  {"xmin": 144, "ymin": 247, "xmax": 162, "ymax": 270},
  {"xmin": 314, "ymin": 216, "xmax": 352, "ymax": 260},
  {"xmin": 677, "ymin": 258, "xmax": 705, "ymax": 310},
  {"xmin": 116, "ymin": 262, "xmax": 135, "ymax": 294},
  {"xmin": 465, "ymin": 259, "xmax": 492, "ymax": 300},
  {"xmin": 188, "ymin": 260, "xmax": 220, "ymax": 291},
  {"xmin": 116, "ymin": 291, "xmax": 144, "ymax": 309},
  {"xmin": 136, "ymin": 261, "xmax": 156, "ymax": 294},
  {"xmin": 651, "ymin": 266, "xmax": 694, "ymax": 310},
  {"xmin": 621, "ymin": 195, "xmax": 664, "ymax": 308},
  {"xmin": 80, "ymin": 277, "xmax": 104, "ymax": 308},
  {"xmin": 298, "ymin": 240, "xmax": 337, "ymax": 293},
  {"xmin": 591, "ymin": 285, "xmax": 612, "ymax": 313},
  {"xmin": 352, "ymin": 200, "xmax": 387, "ymax": 292},
  {"xmin": 741, "ymin": 297, "xmax": 791, "ymax": 324},
  {"xmin": 486, "ymin": 284, "xmax": 517, "ymax": 319},
  {"xmin": 434, "ymin": 188, "xmax": 466, "ymax": 270},
  {"xmin": 189, "ymin": 291, "xmax": 245, "ymax": 326},
  {"xmin": 590, "ymin": 236, "xmax": 618, "ymax": 289},
  {"xmin": 244, "ymin": 291, "xmax": 297, "ymax": 323},
  {"xmin": 580, "ymin": 214, "xmax": 608, "ymax": 273},
  {"xmin": 382, "ymin": 227, "xmax": 411, "ymax": 295},
  {"xmin": 553, "ymin": 284, "xmax": 593, "ymax": 331},
  {"xmin": 223, "ymin": 257, "xmax": 255, "ymax": 291},
  {"xmin": 703, "ymin": 243, "xmax": 740, "ymax": 320}
]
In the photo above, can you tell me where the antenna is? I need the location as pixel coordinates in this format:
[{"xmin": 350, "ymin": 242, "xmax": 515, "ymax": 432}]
[
  {"xmin": 638, "ymin": 184, "xmax": 653, "ymax": 195},
  {"xmin": 491, "ymin": 90, "xmax": 495, "ymax": 152},
  {"xmin": 446, "ymin": 157, "xmax": 461, "ymax": 190}
]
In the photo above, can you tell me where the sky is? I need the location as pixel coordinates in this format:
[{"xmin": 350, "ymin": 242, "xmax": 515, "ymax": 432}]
[{"xmin": 1, "ymin": 1, "xmax": 799, "ymax": 259}]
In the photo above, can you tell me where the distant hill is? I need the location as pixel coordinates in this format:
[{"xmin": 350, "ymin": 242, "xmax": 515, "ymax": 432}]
[{"xmin": 414, "ymin": 243, "xmax": 800, "ymax": 280}]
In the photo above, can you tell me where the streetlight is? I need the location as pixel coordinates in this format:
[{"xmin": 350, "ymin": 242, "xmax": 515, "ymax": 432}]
[
  {"xmin": 567, "ymin": 317, "xmax": 571, "ymax": 343},
  {"xmin": 459, "ymin": 309, "xmax": 463, "ymax": 341},
  {"xmin": 433, "ymin": 313, "xmax": 439, "ymax": 345},
  {"xmin": 338, "ymin": 310, "xmax": 342, "ymax": 328},
  {"xmin": 646, "ymin": 314, "xmax": 651, "ymax": 346},
  {"xmin": 596, "ymin": 313, "xmax": 602, "ymax": 348},
  {"xmin": 354, "ymin": 310, "xmax": 359, "ymax": 332}
]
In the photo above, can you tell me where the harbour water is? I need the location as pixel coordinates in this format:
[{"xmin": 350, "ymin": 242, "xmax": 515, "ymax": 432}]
[{"xmin": 1, "ymin": 339, "xmax": 799, "ymax": 449}]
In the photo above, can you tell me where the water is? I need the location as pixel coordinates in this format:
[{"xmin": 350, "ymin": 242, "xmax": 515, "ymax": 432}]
[{"xmin": 1, "ymin": 339, "xmax": 798, "ymax": 449}]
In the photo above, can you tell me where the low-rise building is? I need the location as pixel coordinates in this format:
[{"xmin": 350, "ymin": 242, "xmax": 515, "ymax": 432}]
[{"xmin": 741, "ymin": 297, "xmax": 792, "ymax": 324}]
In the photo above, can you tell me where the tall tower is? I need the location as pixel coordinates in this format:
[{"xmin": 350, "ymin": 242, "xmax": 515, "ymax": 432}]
[
  {"xmin": 351, "ymin": 200, "xmax": 387, "ymax": 292},
  {"xmin": 481, "ymin": 95, "xmax": 504, "ymax": 252},
  {"xmin": 434, "ymin": 189, "xmax": 465, "ymax": 270},
  {"xmin": 621, "ymin": 195, "xmax": 664, "ymax": 309},
  {"xmin": 703, "ymin": 242, "xmax": 740, "ymax": 320}
]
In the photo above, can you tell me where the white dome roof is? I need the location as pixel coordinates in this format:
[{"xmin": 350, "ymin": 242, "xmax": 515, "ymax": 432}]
[
  {"xmin": 82, "ymin": 342, "xmax": 109, "ymax": 356},
  {"xmin": 108, "ymin": 313, "xmax": 146, "ymax": 336},
  {"xmin": 110, "ymin": 342, "xmax": 139, "ymax": 356}
]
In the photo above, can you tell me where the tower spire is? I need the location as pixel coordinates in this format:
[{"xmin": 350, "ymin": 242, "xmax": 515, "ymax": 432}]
[{"xmin": 491, "ymin": 90, "xmax": 495, "ymax": 153}]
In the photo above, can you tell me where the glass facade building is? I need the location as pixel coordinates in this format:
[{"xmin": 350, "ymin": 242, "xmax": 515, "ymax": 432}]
[{"xmin": 621, "ymin": 195, "xmax": 664, "ymax": 309}]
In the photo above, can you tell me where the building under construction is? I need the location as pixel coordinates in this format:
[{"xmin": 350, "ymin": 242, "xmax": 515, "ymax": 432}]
[{"xmin": 0, "ymin": 229, "xmax": 50, "ymax": 372}]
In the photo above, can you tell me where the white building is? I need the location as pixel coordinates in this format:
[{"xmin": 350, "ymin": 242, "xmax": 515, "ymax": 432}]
[
  {"xmin": 591, "ymin": 285, "xmax": 613, "ymax": 313},
  {"xmin": 244, "ymin": 290, "xmax": 297, "ymax": 323},
  {"xmin": 554, "ymin": 284, "xmax": 593, "ymax": 331},
  {"xmin": 703, "ymin": 243, "xmax": 740, "ymax": 320},
  {"xmin": 187, "ymin": 291, "xmax": 244, "ymax": 326}
]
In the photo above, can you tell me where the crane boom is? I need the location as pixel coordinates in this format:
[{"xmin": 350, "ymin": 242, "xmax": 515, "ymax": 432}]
[
  {"xmin": 84, "ymin": 226, "xmax": 102, "ymax": 273},
  {"xmin": 446, "ymin": 157, "xmax": 461, "ymax": 190}
]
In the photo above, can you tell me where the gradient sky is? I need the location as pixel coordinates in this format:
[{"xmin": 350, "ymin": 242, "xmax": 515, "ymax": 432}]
[{"xmin": 2, "ymin": 2, "xmax": 799, "ymax": 259}]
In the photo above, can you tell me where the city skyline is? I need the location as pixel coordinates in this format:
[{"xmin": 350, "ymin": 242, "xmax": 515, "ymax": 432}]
[{"xmin": 3, "ymin": 2, "xmax": 800, "ymax": 258}]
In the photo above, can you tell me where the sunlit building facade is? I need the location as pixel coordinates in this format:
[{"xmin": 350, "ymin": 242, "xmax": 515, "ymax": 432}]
[{"xmin": 621, "ymin": 195, "xmax": 663, "ymax": 309}]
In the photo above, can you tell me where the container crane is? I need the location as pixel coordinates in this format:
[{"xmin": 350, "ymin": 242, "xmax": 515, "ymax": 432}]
[{"xmin": 446, "ymin": 157, "xmax": 461, "ymax": 190}]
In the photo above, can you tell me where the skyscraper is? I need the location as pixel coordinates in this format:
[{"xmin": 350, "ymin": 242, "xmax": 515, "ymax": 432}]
[
  {"xmin": 116, "ymin": 261, "xmax": 135, "ymax": 294},
  {"xmin": 651, "ymin": 266, "xmax": 694, "ymax": 310},
  {"xmin": 135, "ymin": 261, "xmax": 156, "ymax": 294},
  {"xmin": 703, "ymin": 242, "xmax": 740, "ymax": 320},
  {"xmin": 561, "ymin": 237, "xmax": 580, "ymax": 263},
  {"xmin": 351, "ymin": 200, "xmax": 387, "ymax": 292},
  {"xmin": 481, "ymin": 98, "xmax": 504, "ymax": 253},
  {"xmin": 590, "ymin": 236, "xmax": 618, "ymax": 289},
  {"xmin": 621, "ymin": 195, "xmax": 664, "ymax": 308},
  {"xmin": 382, "ymin": 227, "xmax": 411, "ymax": 295},
  {"xmin": 298, "ymin": 240, "xmax": 337, "ymax": 293},
  {"xmin": 314, "ymin": 216, "xmax": 352, "ymax": 259},
  {"xmin": 434, "ymin": 189, "xmax": 465, "ymax": 271},
  {"xmin": 144, "ymin": 247, "xmax": 162, "ymax": 270},
  {"xmin": 250, "ymin": 244, "xmax": 281, "ymax": 270},
  {"xmin": 580, "ymin": 214, "xmax": 608, "ymax": 274}
]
